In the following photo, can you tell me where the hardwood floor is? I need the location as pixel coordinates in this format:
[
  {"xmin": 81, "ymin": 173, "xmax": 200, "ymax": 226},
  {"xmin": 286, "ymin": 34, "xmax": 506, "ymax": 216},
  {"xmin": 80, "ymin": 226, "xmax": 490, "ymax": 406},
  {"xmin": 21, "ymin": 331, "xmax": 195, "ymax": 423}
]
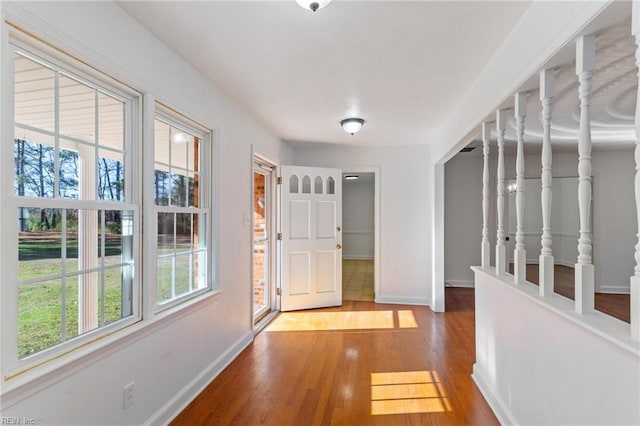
[
  {"xmin": 508, "ymin": 263, "xmax": 631, "ymax": 323},
  {"xmin": 172, "ymin": 288, "xmax": 497, "ymax": 426},
  {"xmin": 343, "ymin": 259, "xmax": 374, "ymax": 302}
]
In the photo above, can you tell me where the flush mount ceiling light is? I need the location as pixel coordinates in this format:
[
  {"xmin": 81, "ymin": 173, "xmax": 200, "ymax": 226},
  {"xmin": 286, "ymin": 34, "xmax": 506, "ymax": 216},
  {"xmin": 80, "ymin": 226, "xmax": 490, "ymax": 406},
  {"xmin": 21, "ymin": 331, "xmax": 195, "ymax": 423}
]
[
  {"xmin": 296, "ymin": 0, "xmax": 331, "ymax": 12},
  {"xmin": 340, "ymin": 118, "xmax": 365, "ymax": 135},
  {"xmin": 344, "ymin": 175, "xmax": 359, "ymax": 181}
]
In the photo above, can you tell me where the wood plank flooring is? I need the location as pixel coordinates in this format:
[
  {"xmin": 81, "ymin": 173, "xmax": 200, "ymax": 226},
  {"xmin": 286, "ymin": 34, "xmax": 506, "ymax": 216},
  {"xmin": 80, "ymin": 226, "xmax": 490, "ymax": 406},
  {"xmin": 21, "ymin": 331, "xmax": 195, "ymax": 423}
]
[
  {"xmin": 172, "ymin": 288, "xmax": 497, "ymax": 426},
  {"xmin": 508, "ymin": 263, "xmax": 631, "ymax": 323},
  {"xmin": 343, "ymin": 259, "xmax": 374, "ymax": 302}
]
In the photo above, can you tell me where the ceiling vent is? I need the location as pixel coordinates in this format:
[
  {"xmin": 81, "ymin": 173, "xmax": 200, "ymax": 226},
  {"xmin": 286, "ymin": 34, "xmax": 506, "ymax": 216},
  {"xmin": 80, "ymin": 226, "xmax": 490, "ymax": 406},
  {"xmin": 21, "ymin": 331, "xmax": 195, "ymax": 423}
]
[{"xmin": 459, "ymin": 146, "xmax": 476, "ymax": 153}]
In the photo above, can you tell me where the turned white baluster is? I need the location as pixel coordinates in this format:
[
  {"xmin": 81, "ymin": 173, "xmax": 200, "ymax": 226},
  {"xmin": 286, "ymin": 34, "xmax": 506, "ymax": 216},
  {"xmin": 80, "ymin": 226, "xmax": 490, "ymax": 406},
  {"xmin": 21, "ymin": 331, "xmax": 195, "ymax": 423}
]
[
  {"xmin": 514, "ymin": 92, "xmax": 527, "ymax": 285},
  {"xmin": 630, "ymin": 0, "xmax": 640, "ymax": 340},
  {"xmin": 575, "ymin": 35, "xmax": 595, "ymax": 314},
  {"xmin": 539, "ymin": 68, "xmax": 555, "ymax": 297},
  {"xmin": 496, "ymin": 109, "xmax": 507, "ymax": 275},
  {"xmin": 481, "ymin": 122, "xmax": 491, "ymax": 268}
]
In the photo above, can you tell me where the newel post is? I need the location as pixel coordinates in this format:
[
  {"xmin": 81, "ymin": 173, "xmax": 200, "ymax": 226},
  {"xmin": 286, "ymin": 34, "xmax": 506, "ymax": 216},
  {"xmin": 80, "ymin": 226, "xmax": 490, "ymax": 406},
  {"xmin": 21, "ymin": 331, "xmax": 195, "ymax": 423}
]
[
  {"xmin": 539, "ymin": 68, "xmax": 555, "ymax": 297},
  {"xmin": 630, "ymin": 0, "xmax": 640, "ymax": 339},
  {"xmin": 496, "ymin": 109, "xmax": 507, "ymax": 275},
  {"xmin": 514, "ymin": 92, "xmax": 527, "ymax": 285},
  {"xmin": 575, "ymin": 35, "xmax": 595, "ymax": 315}
]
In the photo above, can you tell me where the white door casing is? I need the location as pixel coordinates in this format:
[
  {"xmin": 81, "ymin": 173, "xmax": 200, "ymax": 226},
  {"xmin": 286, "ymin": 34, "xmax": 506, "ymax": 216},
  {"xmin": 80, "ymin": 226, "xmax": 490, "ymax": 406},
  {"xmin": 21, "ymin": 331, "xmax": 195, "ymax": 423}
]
[{"xmin": 280, "ymin": 166, "xmax": 342, "ymax": 311}]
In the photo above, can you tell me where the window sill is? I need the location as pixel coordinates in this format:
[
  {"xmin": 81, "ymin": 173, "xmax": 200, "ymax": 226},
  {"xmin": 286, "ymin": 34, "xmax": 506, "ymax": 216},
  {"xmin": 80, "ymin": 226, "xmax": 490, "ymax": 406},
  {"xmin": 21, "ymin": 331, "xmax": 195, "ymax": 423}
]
[{"xmin": 1, "ymin": 289, "xmax": 221, "ymax": 409}]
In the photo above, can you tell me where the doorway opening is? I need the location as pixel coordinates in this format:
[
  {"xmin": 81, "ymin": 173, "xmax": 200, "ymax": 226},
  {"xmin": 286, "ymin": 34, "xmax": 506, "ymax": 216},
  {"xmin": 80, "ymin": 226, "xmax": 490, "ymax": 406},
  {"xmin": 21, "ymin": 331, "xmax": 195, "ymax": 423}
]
[
  {"xmin": 342, "ymin": 172, "xmax": 375, "ymax": 302},
  {"xmin": 253, "ymin": 158, "xmax": 276, "ymax": 324}
]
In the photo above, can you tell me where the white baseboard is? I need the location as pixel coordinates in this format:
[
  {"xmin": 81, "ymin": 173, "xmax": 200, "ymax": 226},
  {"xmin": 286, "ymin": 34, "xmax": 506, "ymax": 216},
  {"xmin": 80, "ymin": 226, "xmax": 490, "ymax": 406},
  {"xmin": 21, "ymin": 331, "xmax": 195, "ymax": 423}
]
[
  {"xmin": 445, "ymin": 280, "xmax": 474, "ymax": 288},
  {"xmin": 597, "ymin": 285, "xmax": 631, "ymax": 295},
  {"xmin": 343, "ymin": 255, "xmax": 374, "ymax": 260},
  {"xmin": 472, "ymin": 364, "xmax": 518, "ymax": 426},
  {"xmin": 145, "ymin": 331, "xmax": 254, "ymax": 425},
  {"xmin": 375, "ymin": 295, "xmax": 430, "ymax": 306}
]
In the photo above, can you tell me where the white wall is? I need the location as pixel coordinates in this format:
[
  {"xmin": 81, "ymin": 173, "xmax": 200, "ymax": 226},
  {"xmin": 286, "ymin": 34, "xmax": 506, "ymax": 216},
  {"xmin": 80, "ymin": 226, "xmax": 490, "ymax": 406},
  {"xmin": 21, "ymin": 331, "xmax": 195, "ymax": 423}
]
[
  {"xmin": 294, "ymin": 145, "xmax": 431, "ymax": 305},
  {"xmin": 1, "ymin": 2, "xmax": 292, "ymax": 424},
  {"xmin": 473, "ymin": 268, "xmax": 640, "ymax": 425},
  {"xmin": 343, "ymin": 175, "xmax": 374, "ymax": 259},
  {"xmin": 444, "ymin": 153, "xmax": 483, "ymax": 286}
]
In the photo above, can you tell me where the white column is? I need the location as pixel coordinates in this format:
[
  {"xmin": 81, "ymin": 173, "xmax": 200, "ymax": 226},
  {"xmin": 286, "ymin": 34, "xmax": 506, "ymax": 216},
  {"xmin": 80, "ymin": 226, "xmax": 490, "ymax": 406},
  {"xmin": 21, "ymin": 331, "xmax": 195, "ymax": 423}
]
[
  {"xmin": 575, "ymin": 35, "xmax": 595, "ymax": 314},
  {"xmin": 631, "ymin": 1, "xmax": 640, "ymax": 339},
  {"xmin": 481, "ymin": 122, "xmax": 491, "ymax": 268},
  {"xmin": 496, "ymin": 109, "xmax": 507, "ymax": 275},
  {"xmin": 514, "ymin": 92, "xmax": 527, "ymax": 285},
  {"xmin": 78, "ymin": 144, "xmax": 99, "ymax": 333},
  {"xmin": 539, "ymin": 68, "xmax": 555, "ymax": 297}
]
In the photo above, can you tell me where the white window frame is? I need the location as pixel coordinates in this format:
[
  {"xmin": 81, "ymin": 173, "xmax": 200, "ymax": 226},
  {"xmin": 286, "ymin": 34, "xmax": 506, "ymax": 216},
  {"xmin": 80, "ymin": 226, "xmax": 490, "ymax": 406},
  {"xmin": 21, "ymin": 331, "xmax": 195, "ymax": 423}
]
[
  {"xmin": 148, "ymin": 104, "xmax": 214, "ymax": 313},
  {"xmin": 1, "ymin": 31, "xmax": 142, "ymax": 378}
]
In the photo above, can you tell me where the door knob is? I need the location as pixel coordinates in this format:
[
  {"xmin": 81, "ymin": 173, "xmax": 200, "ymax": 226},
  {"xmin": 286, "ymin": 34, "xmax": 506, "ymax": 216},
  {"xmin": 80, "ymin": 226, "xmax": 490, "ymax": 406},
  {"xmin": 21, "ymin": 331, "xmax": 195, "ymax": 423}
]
[
  {"xmin": 337, "ymin": 226, "xmax": 341, "ymax": 231},
  {"xmin": 336, "ymin": 244, "xmax": 342, "ymax": 250}
]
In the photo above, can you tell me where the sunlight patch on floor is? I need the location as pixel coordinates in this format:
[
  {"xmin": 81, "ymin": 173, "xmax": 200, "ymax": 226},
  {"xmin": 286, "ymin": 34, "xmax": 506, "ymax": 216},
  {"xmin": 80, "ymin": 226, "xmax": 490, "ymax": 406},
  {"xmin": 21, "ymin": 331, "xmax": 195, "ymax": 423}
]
[
  {"xmin": 397, "ymin": 310, "xmax": 418, "ymax": 328},
  {"xmin": 266, "ymin": 310, "xmax": 394, "ymax": 331},
  {"xmin": 265, "ymin": 309, "xmax": 420, "ymax": 332},
  {"xmin": 371, "ymin": 370, "xmax": 451, "ymax": 415}
]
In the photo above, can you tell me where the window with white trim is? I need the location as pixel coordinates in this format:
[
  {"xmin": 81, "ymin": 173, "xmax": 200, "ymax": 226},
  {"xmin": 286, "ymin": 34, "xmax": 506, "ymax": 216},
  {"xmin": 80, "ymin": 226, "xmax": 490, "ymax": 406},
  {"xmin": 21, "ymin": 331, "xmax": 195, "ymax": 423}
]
[
  {"xmin": 2, "ymin": 37, "xmax": 140, "ymax": 374},
  {"xmin": 153, "ymin": 109, "xmax": 212, "ymax": 310}
]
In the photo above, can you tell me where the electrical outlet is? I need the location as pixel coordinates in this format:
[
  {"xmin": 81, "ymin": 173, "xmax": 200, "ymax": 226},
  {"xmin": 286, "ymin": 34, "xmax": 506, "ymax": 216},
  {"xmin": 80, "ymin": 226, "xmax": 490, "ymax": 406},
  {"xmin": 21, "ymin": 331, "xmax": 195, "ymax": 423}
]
[{"xmin": 123, "ymin": 381, "xmax": 135, "ymax": 409}]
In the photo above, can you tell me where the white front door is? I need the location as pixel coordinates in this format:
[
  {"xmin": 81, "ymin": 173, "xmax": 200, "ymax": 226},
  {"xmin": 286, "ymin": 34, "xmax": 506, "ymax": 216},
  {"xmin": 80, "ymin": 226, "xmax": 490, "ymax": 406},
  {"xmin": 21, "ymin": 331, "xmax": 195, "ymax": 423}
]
[{"xmin": 280, "ymin": 166, "xmax": 342, "ymax": 311}]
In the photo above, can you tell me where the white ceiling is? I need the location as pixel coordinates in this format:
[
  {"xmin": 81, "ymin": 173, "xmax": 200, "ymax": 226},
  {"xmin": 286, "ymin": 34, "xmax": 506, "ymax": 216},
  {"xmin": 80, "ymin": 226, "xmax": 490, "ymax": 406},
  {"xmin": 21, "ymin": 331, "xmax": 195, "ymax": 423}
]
[{"xmin": 117, "ymin": 1, "xmax": 531, "ymax": 147}]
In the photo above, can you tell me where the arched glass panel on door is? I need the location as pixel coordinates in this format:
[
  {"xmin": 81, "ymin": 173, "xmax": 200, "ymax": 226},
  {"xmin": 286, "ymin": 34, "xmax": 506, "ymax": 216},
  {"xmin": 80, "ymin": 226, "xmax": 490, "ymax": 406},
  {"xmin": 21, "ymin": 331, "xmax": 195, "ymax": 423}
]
[
  {"xmin": 289, "ymin": 175, "xmax": 299, "ymax": 194},
  {"xmin": 302, "ymin": 175, "xmax": 311, "ymax": 194},
  {"xmin": 314, "ymin": 176, "xmax": 324, "ymax": 194},
  {"xmin": 327, "ymin": 176, "xmax": 335, "ymax": 194}
]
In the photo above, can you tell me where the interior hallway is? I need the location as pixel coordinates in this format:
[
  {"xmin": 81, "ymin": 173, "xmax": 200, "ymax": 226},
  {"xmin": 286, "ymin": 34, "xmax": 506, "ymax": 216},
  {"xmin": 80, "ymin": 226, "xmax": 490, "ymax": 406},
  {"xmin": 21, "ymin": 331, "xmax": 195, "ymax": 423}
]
[
  {"xmin": 343, "ymin": 259, "xmax": 374, "ymax": 302},
  {"xmin": 172, "ymin": 288, "xmax": 497, "ymax": 425}
]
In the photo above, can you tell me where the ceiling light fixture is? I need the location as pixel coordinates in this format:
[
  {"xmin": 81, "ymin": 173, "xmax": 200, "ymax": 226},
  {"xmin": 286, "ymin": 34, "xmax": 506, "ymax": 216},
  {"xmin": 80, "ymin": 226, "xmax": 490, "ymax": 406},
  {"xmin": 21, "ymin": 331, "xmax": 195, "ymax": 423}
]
[
  {"xmin": 344, "ymin": 175, "xmax": 359, "ymax": 181},
  {"xmin": 296, "ymin": 0, "xmax": 331, "ymax": 12},
  {"xmin": 340, "ymin": 118, "xmax": 365, "ymax": 135}
]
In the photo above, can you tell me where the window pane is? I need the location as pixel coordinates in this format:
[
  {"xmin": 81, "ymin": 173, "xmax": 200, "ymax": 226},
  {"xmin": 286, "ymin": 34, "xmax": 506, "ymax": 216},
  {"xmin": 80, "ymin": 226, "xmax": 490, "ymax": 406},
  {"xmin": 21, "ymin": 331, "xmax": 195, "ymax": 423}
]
[
  {"xmin": 188, "ymin": 172, "xmax": 199, "ymax": 208},
  {"xmin": 77, "ymin": 270, "xmax": 100, "ymax": 334},
  {"xmin": 176, "ymin": 213, "xmax": 192, "ymax": 253},
  {"xmin": 59, "ymin": 147, "xmax": 79, "ymax": 199},
  {"xmin": 18, "ymin": 279, "xmax": 62, "ymax": 359},
  {"xmin": 193, "ymin": 213, "xmax": 205, "ymax": 250},
  {"xmin": 66, "ymin": 209, "xmax": 79, "ymax": 274},
  {"xmin": 14, "ymin": 54, "xmax": 55, "ymax": 132},
  {"xmin": 98, "ymin": 150, "xmax": 125, "ymax": 202},
  {"xmin": 158, "ymin": 212, "xmax": 175, "ymax": 255},
  {"xmin": 171, "ymin": 172, "xmax": 188, "ymax": 207},
  {"xmin": 13, "ymin": 134, "xmax": 56, "ymax": 198},
  {"xmin": 103, "ymin": 267, "xmax": 123, "ymax": 325},
  {"xmin": 154, "ymin": 169, "xmax": 170, "ymax": 206},
  {"xmin": 302, "ymin": 175, "xmax": 311, "ymax": 194},
  {"xmin": 188, "ymin": 137, "xmax": 200, "ymax": 174},
  {"xmin": 193, "ymin": 250, "xmax": 207, "ymax": 290},
  {"xmin": 59, "ymin": 74, "xmax": 95, "ymax": 143},
  {"xmin": 18, "ymin": 208, "xmax": 63, "ymax": 281},
  {"xmin": 157, "ymin": 257, "xmax": 174, "ymax": 303},
  {"xmin": 103, "ymin": 210, "xmax": 134, "ymax": 266},
  {"xmin": 98, "ymin": 92, "xmax": 124, "ymax": 152},
  {"xmin": 175, "ymin": 253, "xmax": 191, "ymax": 296},
  {"xmin": 65, "ymin": 276, "xmax": 79, "ymax": 340},
  {"xmin": 171, "ymin": 128, "xmax": 189, "ymax": 170},
  {"xmin": 154, "ymin": 119, "xmax": 170, "ymax": 166}
]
